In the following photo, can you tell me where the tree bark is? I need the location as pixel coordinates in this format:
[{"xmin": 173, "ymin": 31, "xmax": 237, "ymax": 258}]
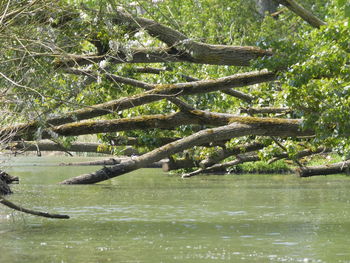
[
  {"xmin": 60, "ymin": 119, "xmax": 312, "ymax": 184},
  {"xmin": 297, "ymin": 160, "xmax": 350, "ymax": 177}
]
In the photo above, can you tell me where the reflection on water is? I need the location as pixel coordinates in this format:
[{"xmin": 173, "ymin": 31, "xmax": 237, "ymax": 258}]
[{"xmin": 1, "ymin": 156, "xmax": 350, "ymax": 262}]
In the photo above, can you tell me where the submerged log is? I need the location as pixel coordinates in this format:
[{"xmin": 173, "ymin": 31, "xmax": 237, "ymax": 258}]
[{"xmin": 297, "ymin": 160, "xmax": 350, "ymax": 177}]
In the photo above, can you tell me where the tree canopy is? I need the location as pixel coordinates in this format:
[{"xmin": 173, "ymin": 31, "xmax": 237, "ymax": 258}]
[{"xmin": 1, "ymin": 0, "xmax": 350, "ymax": 182}]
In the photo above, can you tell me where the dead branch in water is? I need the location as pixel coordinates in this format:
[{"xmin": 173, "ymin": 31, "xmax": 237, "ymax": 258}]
[{"xmin": 0, "ymin": 197, "xmax": 70, "ymax": 219}]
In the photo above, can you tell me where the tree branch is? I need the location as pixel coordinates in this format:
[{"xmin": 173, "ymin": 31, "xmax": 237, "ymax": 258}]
[
  {"xmin": 112, "ymin": 8, "xmax": 273, "ymax": 66},
  {"xmin": 278, "ymin": 0, "xmax": 326, "ymax": 28},
  {"xmin": 3, "ymin": 70, "xmax": 276, "ymax": 140}
]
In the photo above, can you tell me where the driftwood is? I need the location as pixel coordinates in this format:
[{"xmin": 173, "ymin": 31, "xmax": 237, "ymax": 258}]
[{"xmin": 297, "ymin": 160, "xmax": 350, "ymax": 177}]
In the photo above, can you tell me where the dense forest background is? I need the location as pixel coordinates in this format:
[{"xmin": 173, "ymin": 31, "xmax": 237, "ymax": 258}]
[{"xmin": 0, "ymin": 0, "xmax": 349, "ymax": 183}]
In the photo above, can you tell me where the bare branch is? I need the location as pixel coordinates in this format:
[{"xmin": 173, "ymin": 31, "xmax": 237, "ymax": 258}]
[{"xmin": 0, "ymin": 197, "xmax": 69, "ymax": 219}]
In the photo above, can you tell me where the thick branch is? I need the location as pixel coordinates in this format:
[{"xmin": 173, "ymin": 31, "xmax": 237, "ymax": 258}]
[
  {"xmin": 38, "ymin": 111, "xmax": 304, "ymax": 139},
  {"xmin": 278, "ymin": 0, "xmax": 326, "ymax": 28},
  {"xmin": 112, "ymin": 8, "xmax": 272, "ymax": 66}
]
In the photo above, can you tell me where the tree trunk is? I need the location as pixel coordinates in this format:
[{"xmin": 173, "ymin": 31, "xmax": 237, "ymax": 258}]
[{"xmin": 297, "ymin": 160, "xmax": 350, "ymax": 177}]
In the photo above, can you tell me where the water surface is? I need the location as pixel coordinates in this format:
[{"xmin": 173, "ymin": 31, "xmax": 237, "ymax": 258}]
[{"xmin": 1, "ymin": 156, "xmax": 350, "ymax": 262}]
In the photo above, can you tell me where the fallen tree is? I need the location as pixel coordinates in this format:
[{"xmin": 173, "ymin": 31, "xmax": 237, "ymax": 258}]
[
  {"xmin": 2, "ymin": 0, "xmax": 348, "ymax": 184},
  {"xmin": 60, "ymin": 119, "xmax": 312, "ymax": 184}
]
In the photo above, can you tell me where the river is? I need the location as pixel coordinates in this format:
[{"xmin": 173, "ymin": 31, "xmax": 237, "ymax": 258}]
[{"xmin": 1, "ymin": 156, "xmax": 350, "ymax": 262}]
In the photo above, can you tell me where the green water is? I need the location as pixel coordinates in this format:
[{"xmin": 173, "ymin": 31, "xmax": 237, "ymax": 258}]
[{"xmin": 1, "ymin": 156, "xmax": 350, "ymax": 262}]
